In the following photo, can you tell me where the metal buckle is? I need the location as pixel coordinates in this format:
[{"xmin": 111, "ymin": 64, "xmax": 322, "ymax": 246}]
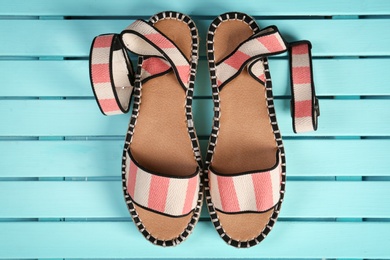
[
  {"xmin": 290, "ymin": 97, "xmax": 320, "ymax": 118},
  {"xmin": 314, "ymin": 97, "xmax": 320, "ymax": 118}
]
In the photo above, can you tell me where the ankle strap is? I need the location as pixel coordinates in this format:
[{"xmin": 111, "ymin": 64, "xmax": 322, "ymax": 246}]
[
  {"xmin": 214, "ymin": 25, "xmax": 319, "ymax": 133},
  {"xmin": 89, "ymin": 25, "xmax": 320, "ymax": 132},
  {"xmin": 89, "ymin": 34, "xmax": 134, "ymax": 115},
  {"xmin": 289, "ymin": 41, "xmax": 320, "ymax": 133},
  {"xmin": 89, "ymin": 19, "xmax": 195, "ymax": 116}
]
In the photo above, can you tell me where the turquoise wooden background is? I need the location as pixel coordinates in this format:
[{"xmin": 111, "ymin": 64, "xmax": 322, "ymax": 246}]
[{"xmin": 1, "ymin": 0, "xmax": 390, "ymax": 259}]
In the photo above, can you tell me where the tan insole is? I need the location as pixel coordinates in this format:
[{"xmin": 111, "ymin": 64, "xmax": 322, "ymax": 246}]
[
  {"xmin": 211, "ymin": 20, "xmax": 278, "ymax": 240},
  {"xmin": 130, "ymin": 19, "xmax": 197, "ymax": 240},
  {"xmin": 130, "ymin": 19, "xmax": 197, "ymax": 176},
  {"xmin": 211, "ymin": 71, "xmax": 278, "ymax": 173},
  {"xmin": 211, "ymin": 20, "xmax": 277, "ymax": 174}
]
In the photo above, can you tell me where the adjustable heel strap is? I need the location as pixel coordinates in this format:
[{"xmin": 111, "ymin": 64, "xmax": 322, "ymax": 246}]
[
  {"xmin": 89, "ymin": 34, "xmax": 134, "ymax": 116},
  {"xmin": 289, "ymin": 41, "xmax": 320, "ymax": 133}
]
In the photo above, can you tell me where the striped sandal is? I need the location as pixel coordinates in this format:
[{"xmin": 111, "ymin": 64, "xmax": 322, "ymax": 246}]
[
  {"xmin": 89, "ymin": 11, "xmax": 203, "ymax": 247},
  {"xmin": 204, "ymin": 12, "xmax": 320, "ymax": 248}
]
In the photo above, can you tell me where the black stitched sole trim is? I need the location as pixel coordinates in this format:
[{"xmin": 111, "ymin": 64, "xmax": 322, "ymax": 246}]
[
  {"xmin": 204, "ymin": 11, "xmax": 287, "ymax": 249},
  {"xmin": 121, "ymin": 11, "xmax": 204, "ymax": 247}
]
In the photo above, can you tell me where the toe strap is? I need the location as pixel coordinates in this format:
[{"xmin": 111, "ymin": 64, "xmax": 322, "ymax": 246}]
[
  {"xmin": 209, "ymin": 151, "xmax": 282, "ymax": 213},
  {"xmin": 125, "ymin": 152, "xmax": 200, "ymax": 217}
]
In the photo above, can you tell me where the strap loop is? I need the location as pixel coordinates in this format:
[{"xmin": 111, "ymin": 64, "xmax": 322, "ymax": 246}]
[{"xmin": 89, "ymin": 34, "xmax": 134, "ymax": 116}]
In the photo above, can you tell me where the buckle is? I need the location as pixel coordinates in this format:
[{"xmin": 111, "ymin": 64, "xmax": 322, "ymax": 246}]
[
  {"xmin": 290, "ymin": 97, "xmax": 320, "ymax": 119},
  {"xmin": 314, "ymin": 97, "xmax": 320, "ymax": 118},
  {"xmin": 313, "ymin": 97, "xmax": 320, "ymax": 131}
]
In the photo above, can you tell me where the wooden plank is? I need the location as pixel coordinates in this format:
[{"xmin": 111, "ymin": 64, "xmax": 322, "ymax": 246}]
[
  {"xmin": 0, "ymin": 99, "xmax": 389, "ymax": 137},
  {"xmin": 0, "ymin": 140, "xmax": 123, "ymax": 178},
  {"xmin": 284, "ymin": 140, "xmax": 390, "ymax": 177},
  {"xmin": 0, "ymin": 99, "xmax": 130, "ymax": 136},
  {"xmin": 1, "ymin": 19, "xmax": 390, "ymax": 57},
  {"xmin": 1, "ymin": 0, "xmax": 389, "ymax": 16},
  {"xmin": 1, "ymin": 181, "xmax": 389, "ymax": 218},
  {"xmin": 268, "ymin": 58, "xmax": 390, "ymax": 97},
  {"xmin": 0, "ymin": 140, "xmax": 388, "ymax": 178},
  {"xmin": 0, "ymin": 60, "xmax": 92, "ymax": 97},
  {"xmin": 2, "ymin": 58, "xmax": 390, "ymax": 97},
  {"xmin": 0, "ymin": 221, "xmax": 388, "ymax": 259},
  {"xmin": 275, "ymin": 99, "xmax": 390, "ymax": 137}
]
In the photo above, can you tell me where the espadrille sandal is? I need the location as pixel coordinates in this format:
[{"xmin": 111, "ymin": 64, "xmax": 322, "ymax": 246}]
[
  {"xmin": 89, "ymin": 11, "xmax": 203, "ymax": 247},
  {"xmin": 204, "ymin": 12, "xmax": 319, "ymax": 248}
]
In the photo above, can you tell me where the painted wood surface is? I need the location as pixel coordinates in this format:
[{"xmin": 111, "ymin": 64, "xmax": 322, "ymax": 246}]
[
  {"xmin": 1, "ymin": 181, "xmax": 389, "ymax": 218},
  {"xmin": 0, "ymin": 222, "xmax": 389, "ymax": 259},
  {"xmin": 1, "ymin": 0, "xmax": 389, "ymax": 259},
  {"xmin": 2, "ymin": 19, "xmax": 390, "ymax": 56}
]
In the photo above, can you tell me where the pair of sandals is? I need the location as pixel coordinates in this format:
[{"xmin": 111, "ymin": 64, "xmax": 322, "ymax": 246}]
[{"xmin": 90, "ymin": 11, "xmax": 319, "ymax": 248}]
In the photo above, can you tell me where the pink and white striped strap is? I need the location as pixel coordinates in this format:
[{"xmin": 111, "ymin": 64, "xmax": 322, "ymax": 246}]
[
  {"xmin": 121, "ymin": 20, "xmax": 191, "ymax": 90},
  {"xmin": 216, "ymin": 26, "xmax": 287, "ymax": 87},
  {"xmin": 89, "ymin": 20, "xmax": 181, "ymax": 116},
  {"xmin": 90, "ymin": 34, "xmax": 134, "ymax": 115},
  {"xmin": 216, "ymin": 26, "xmax": 319, "ymax": 133},
  {"xmin": 140, "ymin": 57, "xmax": 171, "ymax": 82},
  {"xmin": 125, "ymin": 152, "xmax": 200, "ymax": 217},
  {"xmin": 209, "ymin": 151, "xmax": 282, "ymax": 213},
  {"xmin": 290, "ymin": 41, "xmax": 319, "ymax": 133}
]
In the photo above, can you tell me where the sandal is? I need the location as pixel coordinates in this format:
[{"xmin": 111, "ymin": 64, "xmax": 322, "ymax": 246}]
[
  {"xmin": 204, "ymin": 12, "xmax": 319, "ymax": 248},
  {"xmin": 90, "ymin": 11, "xmax": 203, "ymax": 247}
]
